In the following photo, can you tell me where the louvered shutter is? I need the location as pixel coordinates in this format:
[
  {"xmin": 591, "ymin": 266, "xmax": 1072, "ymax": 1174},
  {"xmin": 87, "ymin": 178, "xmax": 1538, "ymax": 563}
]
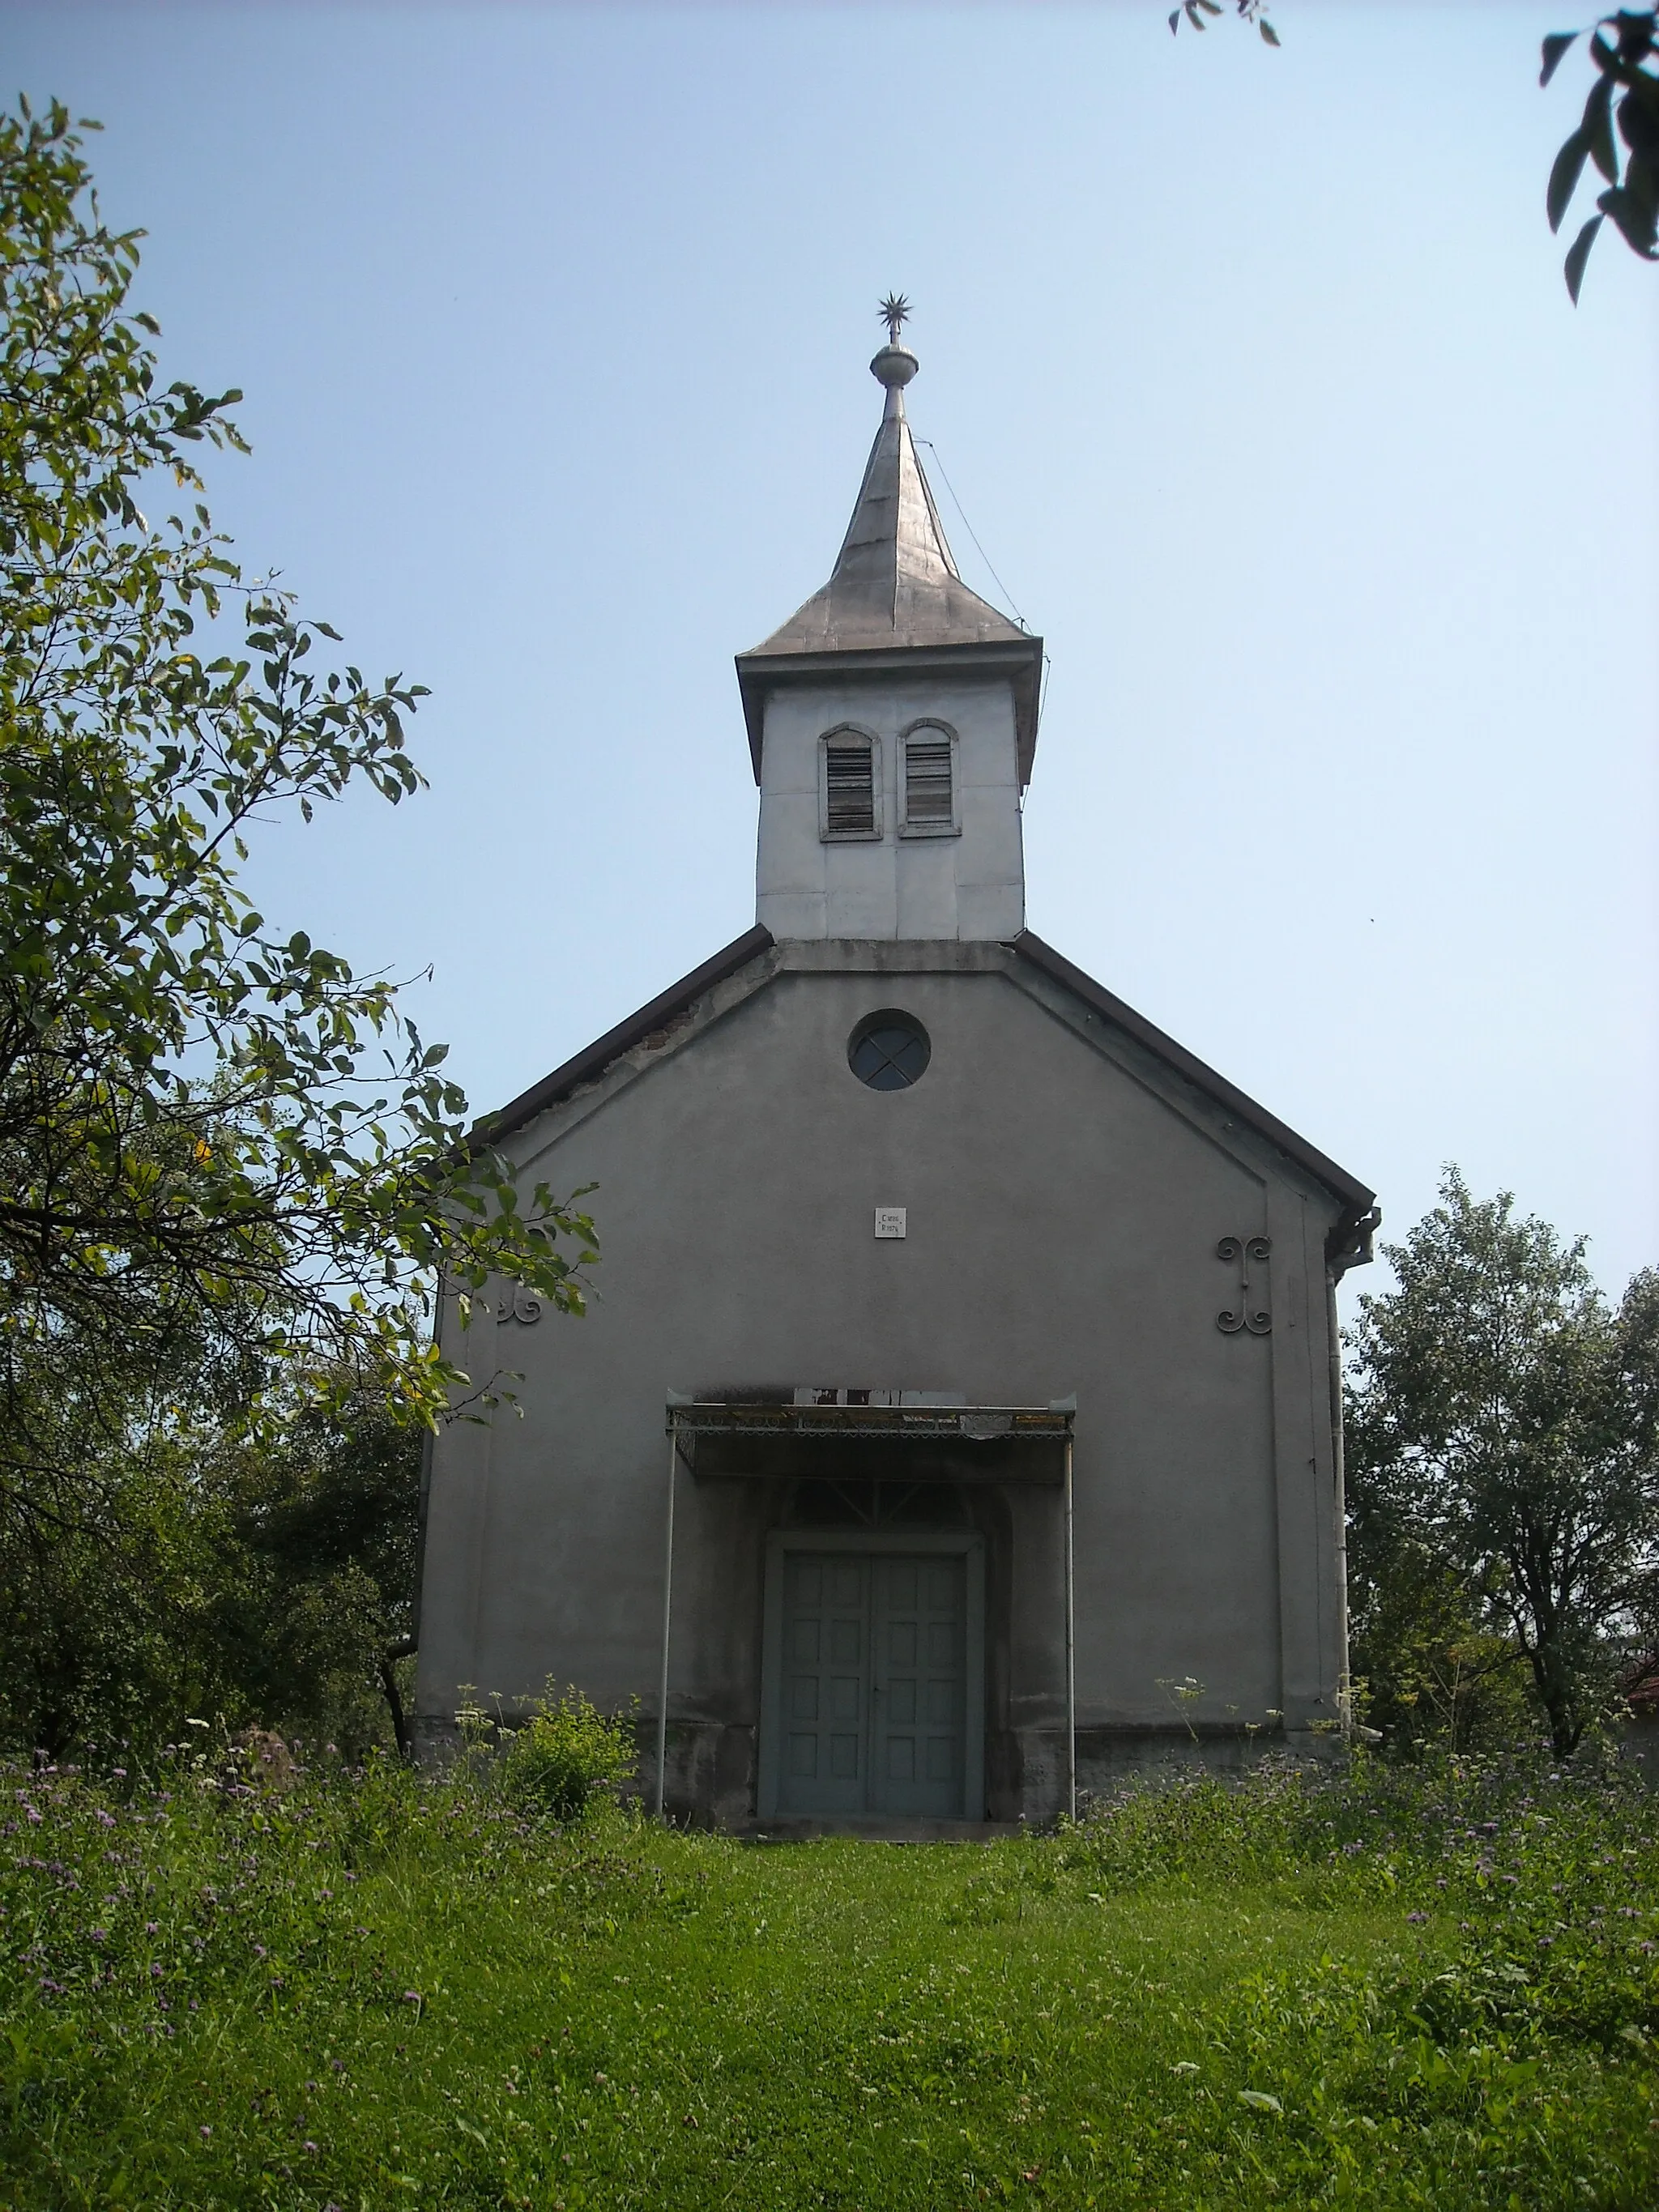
[
  {"xmin": 825, "ymin": 738, "xmax": 876, "ymax": 834},
  {"xmin": 904, "ymin": 735, "xmax": 953, "ymax": 825}
]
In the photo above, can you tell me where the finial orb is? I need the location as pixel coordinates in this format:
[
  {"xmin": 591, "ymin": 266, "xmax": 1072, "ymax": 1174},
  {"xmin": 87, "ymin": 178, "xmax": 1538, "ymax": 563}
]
[{"xmin": 870, "ymin": 343, "xmax": 919, "ymax": 390}]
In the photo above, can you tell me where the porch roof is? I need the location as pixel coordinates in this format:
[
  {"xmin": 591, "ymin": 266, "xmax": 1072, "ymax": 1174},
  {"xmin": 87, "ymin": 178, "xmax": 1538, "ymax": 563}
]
[{"xmin": 666, "ymin": 1397, "xmax": 1073, "ymax": 1484}]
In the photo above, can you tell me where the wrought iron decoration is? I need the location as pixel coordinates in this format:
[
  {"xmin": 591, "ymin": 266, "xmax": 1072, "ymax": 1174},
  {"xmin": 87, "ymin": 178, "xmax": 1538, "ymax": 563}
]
[
  {"xmin": 493, "ymin": 1284, "xmax": 544, "ymax": 1327},
  {"xmin": 1216, "ymin": 1235, "xmax": 1272, "ymax": 1336}
]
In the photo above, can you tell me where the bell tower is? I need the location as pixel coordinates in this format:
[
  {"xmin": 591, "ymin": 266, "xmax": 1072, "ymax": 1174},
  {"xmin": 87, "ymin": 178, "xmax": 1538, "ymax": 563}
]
[{"xmin": 736, "ymin": 306, "xmax": 1043, "ymax": 943}]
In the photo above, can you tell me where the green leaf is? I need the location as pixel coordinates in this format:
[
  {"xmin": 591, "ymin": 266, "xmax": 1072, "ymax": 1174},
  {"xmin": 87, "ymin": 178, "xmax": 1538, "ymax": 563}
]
[
  {"xmin": 1547, "ymin": 128, "xmax": 1591, "ymax": 232},
  {"xmin": 1540, "ymin": 31, "xmax": 1579, "ymax": 87},
  {"xmin": 1585, "ymin": 75, "xmax": 1618, "ymax": 184},
  {"xmin": 1597, "ymin": 179, "xmax": 1658, "ymax": 257},
  {"xmin": 1564, "ymin": 211, "xmax": 1604, "ymax": 299},
  {"xmin": 1260, "ymin": 19, "xmax": 1280, "ymax": 45},
  {"xmin": 1619, "ymin": 81, "xmax": 1659, "ymax": 167}
]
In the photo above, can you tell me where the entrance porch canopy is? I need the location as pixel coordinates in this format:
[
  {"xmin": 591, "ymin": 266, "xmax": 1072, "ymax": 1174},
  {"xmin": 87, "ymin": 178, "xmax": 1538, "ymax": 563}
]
[
  {"xmin": 665, "ymin": 1396, "xmax": 1074, "ymax": 1484},
  {"xmin": 653, "ymin": 1395, "xmax": 1081, "ymax": 1823}
]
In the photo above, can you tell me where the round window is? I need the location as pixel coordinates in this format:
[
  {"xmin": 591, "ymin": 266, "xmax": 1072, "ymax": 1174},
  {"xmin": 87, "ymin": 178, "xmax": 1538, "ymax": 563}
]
[{"xmin": 847, "ymin": 1009, "xmax": 932, "ymax": 1090}]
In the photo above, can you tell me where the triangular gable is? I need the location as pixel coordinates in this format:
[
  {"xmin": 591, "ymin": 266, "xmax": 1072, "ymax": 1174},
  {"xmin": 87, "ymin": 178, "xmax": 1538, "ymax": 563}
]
[{"xmin": 476, "ymin": 926, "xmax": 1377, "ymax": 1266}]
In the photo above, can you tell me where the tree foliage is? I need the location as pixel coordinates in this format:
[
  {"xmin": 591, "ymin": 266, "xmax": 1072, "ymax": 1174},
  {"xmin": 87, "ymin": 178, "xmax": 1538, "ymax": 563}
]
[
  {"xmin": 1167, "ymin": 0, "xmax": 1279, "ymax": 47},
  {"xmin": 1542, "ymin": 11, "xmax": 1659, "ymax": 300},
  {"xmin": 1346, "ymin": 1170, "xmax": 1659, "ymax": 1755},
  {"xmin": 211, "ymin": 1383, "xmax": 424, "ymax": 1758},
  {"xmin": 0, "ymin": 1318, "xmax": 424, "ymax": 1758},
  {"xmin": 0, "ymin": 95, "xmax": 595, "ymax": 1514}
]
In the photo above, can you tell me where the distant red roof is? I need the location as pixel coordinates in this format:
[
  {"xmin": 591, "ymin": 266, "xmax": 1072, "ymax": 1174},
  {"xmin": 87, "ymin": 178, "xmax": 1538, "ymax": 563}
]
[{"xmin": 1623, "ymin": 1656, "xmax": 1659, "ymax": 1714}]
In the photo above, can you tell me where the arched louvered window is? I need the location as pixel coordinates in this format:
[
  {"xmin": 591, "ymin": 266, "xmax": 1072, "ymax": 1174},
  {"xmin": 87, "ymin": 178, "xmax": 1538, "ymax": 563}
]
[
  {"xmin": 819, "ymin": 727, "xmax": 881, "ymax": 840},
  {"xmin": 899, "ymin": 721, "xmax": 958, "ymax": 837}
]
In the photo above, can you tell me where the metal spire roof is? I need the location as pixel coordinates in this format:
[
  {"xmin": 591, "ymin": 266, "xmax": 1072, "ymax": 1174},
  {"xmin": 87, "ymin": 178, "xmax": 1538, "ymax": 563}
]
[{"xmin": 744, "ymin": 329, "xmax": 1028, "ymax": 658}]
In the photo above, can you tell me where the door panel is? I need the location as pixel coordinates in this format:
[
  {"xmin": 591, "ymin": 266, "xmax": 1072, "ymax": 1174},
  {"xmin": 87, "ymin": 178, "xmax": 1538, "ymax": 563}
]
[
  {"xmin": 872, "ymin": 1554, "xmax": 966, "ymax": 1817},
  {"xmin": 779, "ymin": 1554, "xmax": 870, "ymax": 1813},
  {"xmin": 776, "ymin": 1549, "xmax": 968, "ymax": 1818}
]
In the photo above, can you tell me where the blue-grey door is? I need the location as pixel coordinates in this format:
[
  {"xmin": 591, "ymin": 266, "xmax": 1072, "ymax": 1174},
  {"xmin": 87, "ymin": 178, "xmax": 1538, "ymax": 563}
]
[
  {"xmin": 779, "ymin": 1554, "xmax": 869, "ymax": 1815},
  {"xmin": 871, "ymin": 1554, "xmax": 966, "ymax": 1818},
  {"xmin": 778, "ymin": 1551, "xmax": 966, "ymax": 1818}
]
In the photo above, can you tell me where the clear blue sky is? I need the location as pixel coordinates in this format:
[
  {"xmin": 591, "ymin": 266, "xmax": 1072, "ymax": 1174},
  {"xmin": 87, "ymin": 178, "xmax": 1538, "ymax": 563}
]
[{"xmin": 10, "ymin": 1, "xmax": 1657, "ymax": 1296}]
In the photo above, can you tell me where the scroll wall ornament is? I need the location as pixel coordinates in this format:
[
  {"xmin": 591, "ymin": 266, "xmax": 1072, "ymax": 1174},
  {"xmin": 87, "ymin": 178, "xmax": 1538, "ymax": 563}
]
[
  {"xmin": 1216, "ymin": 1235, "xmax": 1272, "ymax": 1336},
  {"xmin": 493, "ymin": 1284, "xmax": 544, "ymax": 1327}
]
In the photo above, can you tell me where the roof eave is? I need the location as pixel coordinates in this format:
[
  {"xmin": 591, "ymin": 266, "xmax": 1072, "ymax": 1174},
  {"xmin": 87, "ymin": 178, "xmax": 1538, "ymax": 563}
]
[
  {"xmin": 472, "ymin": 925, "xmax": 775, "ymax": 1151},
  {"xmin": 1009, "ymin": 931, "xmax": 1377, "ymax": 1229},
  {"xmin": 735, "ymin": 633, "xmax": 1044, "ymax": 787}
]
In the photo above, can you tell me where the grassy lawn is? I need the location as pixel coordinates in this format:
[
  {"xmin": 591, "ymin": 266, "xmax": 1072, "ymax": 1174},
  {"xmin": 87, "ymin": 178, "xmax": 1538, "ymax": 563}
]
[{"xmin": 3, "ymin": 1751, "xmax": 1657, "ymax": 2208}]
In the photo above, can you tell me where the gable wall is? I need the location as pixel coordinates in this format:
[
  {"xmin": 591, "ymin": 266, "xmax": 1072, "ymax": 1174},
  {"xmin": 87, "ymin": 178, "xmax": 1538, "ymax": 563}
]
[{"xmin": 416, "ymin": 944, "xmax": 1349, "ymax": 1814}]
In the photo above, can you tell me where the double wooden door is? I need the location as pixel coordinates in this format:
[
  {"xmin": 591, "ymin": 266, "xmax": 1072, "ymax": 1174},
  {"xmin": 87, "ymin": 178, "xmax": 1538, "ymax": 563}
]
[{"xmin": 774, "ymin": 1549, "xmax": 970, "ymax": 1818}]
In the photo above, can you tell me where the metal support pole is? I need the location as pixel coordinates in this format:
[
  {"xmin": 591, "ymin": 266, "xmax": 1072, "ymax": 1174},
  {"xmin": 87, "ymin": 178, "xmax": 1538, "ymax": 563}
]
[
  {"xmin": 1063, "ymin": 1433, "xmax": 1077, "ymax": 1824},
  {"xmin": 1327, "ymin": 1269, "xmax": 1352, "ymax": 1735},
  {"xmin": 654, "ymin": 1422, "xmax": 678, "ymax": 1820}
]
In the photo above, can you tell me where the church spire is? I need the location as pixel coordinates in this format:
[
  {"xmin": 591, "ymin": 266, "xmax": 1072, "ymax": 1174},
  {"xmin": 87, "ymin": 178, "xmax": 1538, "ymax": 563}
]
[{"xmin": 744, "ymin": 305, "xmax": 1027, "ymax": 659}]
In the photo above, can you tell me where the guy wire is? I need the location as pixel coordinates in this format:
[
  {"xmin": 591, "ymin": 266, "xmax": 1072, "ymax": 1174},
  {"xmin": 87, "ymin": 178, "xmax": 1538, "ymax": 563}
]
[{"xmin": 915, "ymin": 437, "xmax": 1028, "ymax": 633}]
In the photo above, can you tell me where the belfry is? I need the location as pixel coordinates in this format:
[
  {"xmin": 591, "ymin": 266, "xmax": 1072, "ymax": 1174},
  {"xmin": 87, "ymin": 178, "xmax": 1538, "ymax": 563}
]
[
  {"xmin": 740, "ymin": 306, "xmax": 1038, "ymax": 947},
  {"xmin": 415, "ymin": 315, "xmax": 1377, "ymax": 1826}
]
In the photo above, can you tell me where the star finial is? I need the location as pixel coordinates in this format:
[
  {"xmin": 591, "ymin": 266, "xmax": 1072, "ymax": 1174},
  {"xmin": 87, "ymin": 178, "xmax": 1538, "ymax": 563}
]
[{"xmin": 878, "ymin": 292, "xmax": 911, "ymax": 346}]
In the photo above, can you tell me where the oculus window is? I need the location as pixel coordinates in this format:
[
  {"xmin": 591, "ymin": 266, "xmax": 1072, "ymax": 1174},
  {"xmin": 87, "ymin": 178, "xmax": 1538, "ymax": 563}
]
[
  {"xmin": 820, "ymin": 727, "xmax": 881, "ymax": 839},
  {"xmin": 848, "ymin": 1010, "xmax": 932, "ymax": 1090}
]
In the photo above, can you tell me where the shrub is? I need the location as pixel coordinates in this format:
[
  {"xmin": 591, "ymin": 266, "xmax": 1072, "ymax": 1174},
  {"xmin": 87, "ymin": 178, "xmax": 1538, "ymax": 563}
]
[{"xmin": 487, "ymin": 1682, "xmax": 637, "ymax": 1822}]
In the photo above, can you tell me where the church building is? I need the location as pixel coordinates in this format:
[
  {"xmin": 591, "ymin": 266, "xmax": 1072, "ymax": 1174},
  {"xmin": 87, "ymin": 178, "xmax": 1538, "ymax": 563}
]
[{"xmin": 413, "ymin": 316, "xmax": 1379, "ymax": 1828}]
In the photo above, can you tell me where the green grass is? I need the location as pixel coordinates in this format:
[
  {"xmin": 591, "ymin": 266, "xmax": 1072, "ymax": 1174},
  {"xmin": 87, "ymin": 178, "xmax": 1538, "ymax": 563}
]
[{"xmin": 3, "ymin": 1746, "xmax": 1657, "ymax": 2208}]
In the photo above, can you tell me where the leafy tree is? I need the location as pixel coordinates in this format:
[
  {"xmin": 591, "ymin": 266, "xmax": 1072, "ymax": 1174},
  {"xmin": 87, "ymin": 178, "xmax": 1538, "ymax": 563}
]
[
  {"xmin": 210, "ymin": 1384, "xmax": 424, "ymax": 1758},
  {"xmin": 0, "ymin": 1311, "xmax": 425, "ymax": 1758},
  {"xmin": 0, "ymin": 1427, "xmax": 232, "ymax": 1759},
  {"xmin": 1542, "ymin": 10, "xmax": 1659, "ymax": 300},
  {"xmin": 1346, "ymin": 1170, "xmax": 1659, "ymax": 1755},
  {"xmin": 0, "ymin": 1230, "xmax": 399, "ymax": 1756},
  {"xmin": 0, "ymin": 1225, "xmax": 268, "ymax": 1754},
  {"xmin": 0, "ymin": 94, "xmax": 596, "ymax": 1524},
  {"xmin": 1346, "ymin": 1496, "xmax": 1533, "ymax": 1757}
]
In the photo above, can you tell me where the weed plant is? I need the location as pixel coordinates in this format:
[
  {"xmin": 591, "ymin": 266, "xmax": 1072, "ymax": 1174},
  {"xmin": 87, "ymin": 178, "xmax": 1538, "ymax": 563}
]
[
  {"xmin": 458, "ymin": 1686, "xmax": 638, "ymax": 1824},
  {"xmin": 2, "ymin": 1738, "xmax": 1656, "ymax": 2208}
]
